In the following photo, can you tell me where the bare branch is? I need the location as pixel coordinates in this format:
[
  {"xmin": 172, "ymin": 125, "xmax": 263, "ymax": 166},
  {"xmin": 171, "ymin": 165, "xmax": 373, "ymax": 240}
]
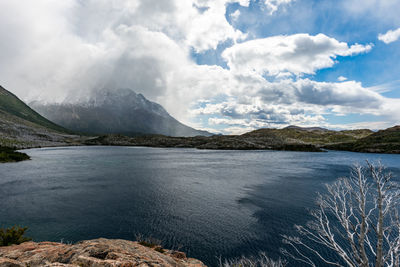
[{"xmin": 282, "ymin": 162, "xmax": 400, "ymax": 267}]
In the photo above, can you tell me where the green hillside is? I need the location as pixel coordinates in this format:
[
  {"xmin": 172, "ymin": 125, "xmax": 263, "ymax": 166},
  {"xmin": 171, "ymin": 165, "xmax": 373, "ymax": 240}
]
[
  {"xmin": 326, "ymin": 126, "xmax": 400, "ymax": 153},
  {"xmin": 242, "ymin": 127, "xmax": 373, "ymax": 145},
  {"xmin": 0, "ymin": 85, "xmax": 68, "ymax": 133}
]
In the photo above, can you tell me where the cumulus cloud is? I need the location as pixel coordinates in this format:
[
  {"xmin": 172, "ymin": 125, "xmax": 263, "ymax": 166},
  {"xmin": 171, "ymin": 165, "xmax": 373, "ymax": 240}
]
[
  {"xmin": 194, "ymin": 79, "xmax": 384, "ymax": 116},
  {"xmin": 199, "ymin": 99, "xmax": 327, "ymax": 134},
  {"xmin": 222, "ymin": 34, "xmax": 372, "ymax": 77},
  {"xmin": 378, "ymin": 28, "xmax": 400, "ymax": 44},
  {"xmin": 179, "ymin": 0, "xmax": 248, "ymax": 52},
  {"xmin": 190, "ymin": 73, "xmax": 399, "ymax": 134},
  {"xmin": 338, "ymin": 76, "xmax": 348, "ymax": 81},
  {"xmin": 292, "ymin": 79, "xmax": 383, "ymax": 107}
]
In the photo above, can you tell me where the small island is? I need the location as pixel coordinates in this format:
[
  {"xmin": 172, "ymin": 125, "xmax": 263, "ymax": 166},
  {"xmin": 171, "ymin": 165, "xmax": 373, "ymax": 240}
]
[{"xmin": 0, "ymin": 146, "xmax": 30, "ymax": 163}]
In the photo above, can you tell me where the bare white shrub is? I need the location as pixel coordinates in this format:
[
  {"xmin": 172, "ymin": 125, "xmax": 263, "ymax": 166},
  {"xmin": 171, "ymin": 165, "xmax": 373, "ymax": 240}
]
[
  {"xmin": 282, "ymin": 162, "xmax": 400, "ymax": 267},
  {"xmin": 219, "ymin": 252, "xmax": 287, "ymax": 267}
]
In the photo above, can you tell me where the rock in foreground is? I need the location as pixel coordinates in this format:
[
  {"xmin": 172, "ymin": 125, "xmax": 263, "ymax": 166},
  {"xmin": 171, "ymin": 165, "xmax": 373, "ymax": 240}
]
[{"xmin": 0, "ymin": 238, "xmax": 206, "ymax": 267}]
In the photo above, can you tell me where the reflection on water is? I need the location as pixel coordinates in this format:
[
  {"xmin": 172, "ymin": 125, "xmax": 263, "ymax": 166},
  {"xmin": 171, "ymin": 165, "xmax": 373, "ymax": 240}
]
[{"xmin": 1, "ymin": 146, "xmax": 399, "ymax": 266}]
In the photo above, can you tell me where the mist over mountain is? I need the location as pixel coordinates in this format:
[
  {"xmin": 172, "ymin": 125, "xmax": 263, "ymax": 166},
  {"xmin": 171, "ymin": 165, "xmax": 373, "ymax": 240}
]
[{"xmin": 31, "ymin": 88, "xmax": 212, "ymax": 137}]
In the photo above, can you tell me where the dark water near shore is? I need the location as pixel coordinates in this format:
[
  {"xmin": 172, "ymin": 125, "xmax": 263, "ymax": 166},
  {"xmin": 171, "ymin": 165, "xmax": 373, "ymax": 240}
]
[{"xmin": 1, "ymin": 146, "xmax": 400, "ymax": 266}]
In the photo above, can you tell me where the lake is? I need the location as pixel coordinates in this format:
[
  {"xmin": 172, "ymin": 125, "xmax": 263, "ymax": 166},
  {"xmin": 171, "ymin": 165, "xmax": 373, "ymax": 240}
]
[{"xmin": 1, "ymin": 146, "xmax": 400, "ymax": 266}]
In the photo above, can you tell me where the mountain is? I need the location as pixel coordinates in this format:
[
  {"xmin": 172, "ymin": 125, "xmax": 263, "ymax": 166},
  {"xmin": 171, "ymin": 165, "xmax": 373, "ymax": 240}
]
[
  {"xmin": 0, "ymin": 85, "xmax": 83, "ymax": 148},
  {"xmin": 325, "ymin": 126, "xmax": 400, "ymax": 153},
  {"xmin": 284, "ymin": 125, "xmax": 330, "ymax": 132},
  {"xmin": 31, "ymin": 88, "xmax": 212, "ymax": 137}
]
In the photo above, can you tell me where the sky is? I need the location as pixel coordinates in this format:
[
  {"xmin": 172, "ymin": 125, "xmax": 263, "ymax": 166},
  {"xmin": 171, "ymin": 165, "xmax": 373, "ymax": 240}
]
[{"xmin": 0, "ymin": 0, "xmax": 400, "ymax": 134}]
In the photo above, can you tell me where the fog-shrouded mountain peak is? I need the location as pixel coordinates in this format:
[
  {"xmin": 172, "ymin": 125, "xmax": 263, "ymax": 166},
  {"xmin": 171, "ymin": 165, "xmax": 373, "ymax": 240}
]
[
  {"xmin": 31, "ymin": 88, "xmax": 212, "ymax": 137},
  {"xmin": 86, "ymin": 88, "xmax": 170, "ymax": 119}
]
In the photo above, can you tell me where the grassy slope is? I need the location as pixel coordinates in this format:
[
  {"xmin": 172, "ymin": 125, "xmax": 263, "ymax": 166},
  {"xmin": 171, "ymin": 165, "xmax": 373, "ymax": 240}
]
[
  {"xmin": 0, "ymin": 86, "xmax": 69, "ymax": 133},
  {"xmin": 242, "ymin": 127, "xmax": 373, "ymax": 145},
  {"xmin": 0, "ymin": 86, "xmax": 86, "ymax": 150},
  {"xmin": 326, "ymin": 126, "xmax": 400, "ymax": 153}
]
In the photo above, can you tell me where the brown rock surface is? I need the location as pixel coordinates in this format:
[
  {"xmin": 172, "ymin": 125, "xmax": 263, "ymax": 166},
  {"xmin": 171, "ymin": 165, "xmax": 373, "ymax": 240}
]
[{"xmin": 0, "ymin": 238, "xmax": 206, "ymax": 267}]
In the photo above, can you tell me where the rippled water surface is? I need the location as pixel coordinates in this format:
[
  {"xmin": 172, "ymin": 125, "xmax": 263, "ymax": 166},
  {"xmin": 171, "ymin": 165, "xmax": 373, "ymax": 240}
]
[{"xmin": 1, "ymin": 146, "xmax": 400, "ymax": 266}]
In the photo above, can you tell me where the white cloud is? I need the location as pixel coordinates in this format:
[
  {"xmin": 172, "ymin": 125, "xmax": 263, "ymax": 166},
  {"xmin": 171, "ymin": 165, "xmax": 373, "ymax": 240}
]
[
  {"xmin": 292, "ymin": 79, "xmax": 382, "ymax": 108},
  {"xmin": 338, "ymin": 76, "xmax": 348, "ymax": 81},
  {"xmin": 190, "ymin": 74, "xmax": 400, "ymax": 134},
  {"xmin": 344, "ymin": 43, "xmax": 374, "ymax": 55},
  {"xmin": 234, "ymin": 0, "xmax": 250, "ymax": 7},
  {"xmin": 264, "ymin": 0, "xmax": 295, "ymax": 14},
  {"xmin": 194, "ymin": 79, "xmax": 384, "ymax": 116},
  {"xmin": 378, "ymin": 28, "xmax": 400, "ymax": 44},
  {"xmin": 224, "ymin": 126, "xmax": 257, "ymax": 135},
  {"xmin": 344, "ymin": 0, "xmax": 400, "ymax": 24},
  {"xmin": 328, "ymin": 121, "xmax": 398, "ymax": 131},
  {"xmin": 230, "ymin": 9, "xmax": 241, "ymax": 21},
  {"xmin": 222, "ymin": 33, "xmax": 372, "ymax": 77},
  {"xmin": 178, "ymin": 0, "xmax": 248, "ymax": 52},
  {"xmin": 367, "ymin": 79, "xmax": 400, "ymax": 94}
]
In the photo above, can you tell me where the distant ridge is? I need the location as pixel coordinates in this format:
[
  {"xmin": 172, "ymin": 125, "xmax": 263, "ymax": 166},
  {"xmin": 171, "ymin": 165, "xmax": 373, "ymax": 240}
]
[
  {"xmin": 84, "ymin": 124, "xmax": 377, "ymax": 152},
  {"xmin": 284, "ymin": 125, "xmax": 329, "ymax": 132},
  {"xmin": 31, "ymin": 88, "xmax": 212, "ymax": 137}
]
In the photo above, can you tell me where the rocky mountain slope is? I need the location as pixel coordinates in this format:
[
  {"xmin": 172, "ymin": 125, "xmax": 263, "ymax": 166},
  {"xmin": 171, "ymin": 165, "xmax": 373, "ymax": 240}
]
[
  {"xmin": 31, "ymin": 88, "xmax": 211, "ymax": 137},
  {"xmin": 0, "ymin": 86, "xmax": 86, "ymax": 148},
  {"xmin": 0, "ymin": 238, "xmax": 205, "ymax": 267}
]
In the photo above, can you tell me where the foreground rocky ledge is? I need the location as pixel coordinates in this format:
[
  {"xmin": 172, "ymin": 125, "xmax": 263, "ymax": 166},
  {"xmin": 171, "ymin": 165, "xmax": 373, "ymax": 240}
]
[{"xmin": 0, "ymin": 238, "xmax": 206, "ymax": 267}]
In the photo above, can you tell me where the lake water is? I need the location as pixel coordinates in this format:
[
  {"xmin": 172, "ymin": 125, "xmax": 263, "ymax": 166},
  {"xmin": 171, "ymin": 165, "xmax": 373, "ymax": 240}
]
[{"xmin": 1, "ymin": 146, "xmax": 400, "ymax": 266}]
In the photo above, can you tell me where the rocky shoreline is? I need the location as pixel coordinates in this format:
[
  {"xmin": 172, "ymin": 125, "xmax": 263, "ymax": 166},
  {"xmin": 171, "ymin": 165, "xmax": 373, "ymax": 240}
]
[{"xmin": 0, "ymin": 238, "xmax": 206, "ymax": 267}]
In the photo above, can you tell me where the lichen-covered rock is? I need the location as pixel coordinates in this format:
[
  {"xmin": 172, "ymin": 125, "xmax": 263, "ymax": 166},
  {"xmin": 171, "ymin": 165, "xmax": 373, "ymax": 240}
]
[{"xmin": 0, "ymin": 238, "xmax": 206, "ymax": 267}]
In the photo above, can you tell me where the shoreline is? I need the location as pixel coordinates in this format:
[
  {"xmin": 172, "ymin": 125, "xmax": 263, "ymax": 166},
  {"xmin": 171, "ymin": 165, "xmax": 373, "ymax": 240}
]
[{"xmin": 18, "ymin": 143, "xmax": 400, "ymax": 155}]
